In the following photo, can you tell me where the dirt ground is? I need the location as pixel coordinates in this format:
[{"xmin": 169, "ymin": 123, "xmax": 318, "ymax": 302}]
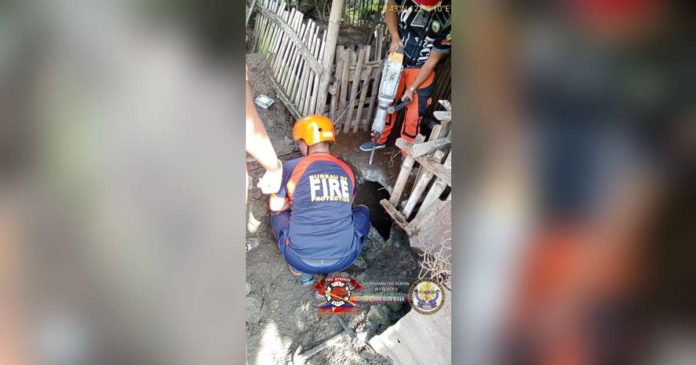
[{"xmin": 246, "ymin": 54, "xmax": 422, "ymax": 365}]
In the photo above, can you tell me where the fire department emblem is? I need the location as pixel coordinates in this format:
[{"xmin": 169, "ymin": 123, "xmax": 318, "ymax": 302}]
[
  {"xmin": 408, "ymin": 279, "xmax": 445, "ymax": 315},
  {"xmin": 314, "ymin": 276, "xmax": 364, "ymax": 314}
]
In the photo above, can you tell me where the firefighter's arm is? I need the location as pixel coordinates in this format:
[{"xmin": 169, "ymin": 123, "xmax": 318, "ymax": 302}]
[{"xmin": 402, "ymin": 51, "xmax": 444, "ymax": 101}]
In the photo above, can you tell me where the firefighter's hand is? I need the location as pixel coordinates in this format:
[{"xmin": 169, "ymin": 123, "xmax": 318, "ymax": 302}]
[{"xmin": 257, "ymin": 159, "xmax": 283, "ymax": 194}]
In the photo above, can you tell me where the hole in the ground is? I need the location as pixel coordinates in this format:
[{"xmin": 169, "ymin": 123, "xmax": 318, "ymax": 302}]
[{"xmin": 354, "ymin": 181, "xmax": 392, "ymax": 240}]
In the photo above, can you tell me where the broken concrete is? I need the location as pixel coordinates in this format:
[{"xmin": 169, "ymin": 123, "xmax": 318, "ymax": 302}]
[
  {"xmin": 246, "ymin": 297, "xmax": 262, "ymax": 324},
  {"xmin": 369, "ymin": 289, "xmax": 452, "ymax": 365}
]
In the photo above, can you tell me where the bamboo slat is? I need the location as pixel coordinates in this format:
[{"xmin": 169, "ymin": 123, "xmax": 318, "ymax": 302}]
[{"xmin": 343, "ymin": 46, "xmax": 365, "ymax": 133}]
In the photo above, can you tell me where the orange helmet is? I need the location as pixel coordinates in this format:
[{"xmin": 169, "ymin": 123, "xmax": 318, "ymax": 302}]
[{"xmin": 292, "ymin": 115, "xmax": 336, "ymax": 146}]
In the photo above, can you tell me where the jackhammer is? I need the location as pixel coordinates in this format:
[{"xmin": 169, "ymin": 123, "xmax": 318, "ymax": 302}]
[{"xmin": 369, "ymin": 46, "xmax": 411, "ymax": 165}]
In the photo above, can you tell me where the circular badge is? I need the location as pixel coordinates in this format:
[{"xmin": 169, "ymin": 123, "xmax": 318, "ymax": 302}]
[
  {"xmin": 408, "ymin": 279, "xmax": 445, "ymax": 315},
  {"xmin": 431, "ymin": 20, "xmax": 441, "ymax": 33},
  {"xmin": 324, "ymin": 280, "xmax": 352, "ymax": 307}
]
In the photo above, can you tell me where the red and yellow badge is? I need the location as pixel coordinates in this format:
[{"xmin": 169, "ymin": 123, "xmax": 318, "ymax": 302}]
[{"xmin": 314, "ymin": 276, "xmax": 364, "ymax": 314}]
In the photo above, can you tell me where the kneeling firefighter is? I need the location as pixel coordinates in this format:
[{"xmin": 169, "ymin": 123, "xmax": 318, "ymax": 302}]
[{"xmin": 269, "ymin": 115, "xmax": 370, "ymax": 286}]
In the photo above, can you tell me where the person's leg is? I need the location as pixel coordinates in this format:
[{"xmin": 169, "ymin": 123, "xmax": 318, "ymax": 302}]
[
  {"xmin": 270, "ymin": 210, "xmax": 290, "ymax": 248},
  {"xmin": 353, "ymin": 205, "xmax": 371, "ymax": 243},
  {"xmin": 271, "ymin": 211, "xmax": 318, "ymax": 285},
  {"xmin": 399, "ymin": 68, "xmax": 435, "ymax": 144}
]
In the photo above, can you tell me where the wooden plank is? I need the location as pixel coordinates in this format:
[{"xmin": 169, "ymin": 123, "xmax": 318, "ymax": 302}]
[
  {"xmin": 352, "ymin": 46, "xmax": 371, "ymax": 132},
  {"xmin": 287, "ymin": 20, "xmax": 309, "ymax": 98},
  {"xmin": 402, "ymin": 150, "xmax": 446, "ymax": 219},
  {"xmin": 303, "ymin": 26, "xmax": 322, "ymax": 115},
  {"xmin": 414, "ymin": 154, "xmax": 451, "ymax": 186},
  {"xmin": 418, "ymin": 153, "xmax": 452, "ymax": 213},
  {"xmin": 267, "ymin": 3, "xmax": 287, "ymax": 62},
  {"xmin": 272, "ymin": 9, "xmax": 298, "ymax": 87},
  {"xmin": 265, "ymin": 6, "xmax": 284, "ymax": 63},
  {"xmin": 338, "ymin": 47, "xmax": 352, "ymax": 122},
  {"xmin": 343, "ymin": 46, "xmax": 366, "ymax": 133},
  {"xmin": 268, "ymin": 72, "xmax": 302, "ymax": 119},
  {"xmin": 375, "ymin": 24, "xmax": 383, "ymax": 61},
  {"xmin": 309, "ymin": 30, "xmax": 327, "ymax": 115},
  {"xmin": 281, "ymin": 13, "xmax": 306, "ymax": 95},
  {"xmin": 275, "ymin": 8, "xmax": 296, "ymax": 75},
  {"xmin": 380, "ymin": 199, "xmax": 412, "ymax": 235},
  {"xmin": 365, "ymin": 60, "xmax": 382, "ymax": 131},
  {"xmin": 355, "ymin": 56, "xmax": 372, "ymax": 131},
  {"xmin": 297, "ymin": 25, "xmax": 319, "ymax": 114},
  {"xmin": 330, "ymin": 46, "xmax": 344, "ymax": 120},
  {"xmin": 261, "ymin": 5, "xmax": 277, "ymax": 55},
  {"xmin": 439, "ymin": 99, "xmax": 451, "ymax": 111},
  {"xmin": 314, "ymin": 0, "xmax": 344, "ymax": 116},
  {"xmin": 410, "ymin": 137, "xmax": 451, "ymax": 158},
  {"xmin": 287, "ymin": 18, "xmax": 311, "ymax": 101},
  {"xmin": 304, "ymin": 28, "xmax": 324, "ymax": 115},
  {"xmin": 412, "ymin": 123, "xmax": 442, "ymax": 183},
  {"xmin": 258, "ymin": 11, "xmax": 272, "ymax": 55},
  {"xmin": 255, "ymin": 1, "xmax": 268, "ymax": 51},
  {"xmin": 335, "ymin": 46, "xmax": 351, "ymax": 131},
  {"xmin": 294, "ymin": 22, "xmax": 316, "ymax": 109},
  {"xmin": 246, "ymin": 0, "xmax": 258, "ymax": 27},
  {"xmin": 389, "ymin": 134, "xmax": 426, "ymax": 206},
  {"xmin": 433, "ymin": 110, "xmax": 451, "ymax": 122},
  {"xmin": 251, "ymin": 10, "xmax": 263, "ymax": 51}
]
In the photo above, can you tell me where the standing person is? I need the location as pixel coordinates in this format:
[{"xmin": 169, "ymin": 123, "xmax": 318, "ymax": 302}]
[
  {"xmin": 246, "ymin": 68, "xmax": 283, "ymax": 196},
  {"xmin": 270, "ymin": 115, "xmax": 370, "ymax": 286},
  {"xmin": 246, "ymin": 68, "xmax": 282, "ymax": 294},
  {"xmin": 359, "ymin": 0, "xmax": 451, "ymax": 153}
]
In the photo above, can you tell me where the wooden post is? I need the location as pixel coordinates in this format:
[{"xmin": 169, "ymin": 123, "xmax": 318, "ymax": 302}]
[
  {"xmin": 315, "ymin": 0, "xmax": 344, "ymax": 115},
  {"xmin": 246, "ymin": 0, "xmax": 258, "ymax": 27}
]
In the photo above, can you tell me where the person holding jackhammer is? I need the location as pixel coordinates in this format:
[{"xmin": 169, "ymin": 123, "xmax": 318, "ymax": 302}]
[
  {"xmin": 269, "ymin": 115, "xmax": 370, "ymax": 286},
  {"xmin": 359, "ymin": 0, "xmax": 451, "ymax": 154}
]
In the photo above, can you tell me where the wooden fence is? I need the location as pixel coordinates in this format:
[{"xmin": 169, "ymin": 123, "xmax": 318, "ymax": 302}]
[
  {"xmin": 330, "ymin": 24, "xmax": 388, "ymax": 133},
  {"xmin": 252, "ymin": 0, "xmax": 328, "ymax": 118},
  {"xmin": 381, "ymin": 100, "xmax": 452, "ymax": 251},
  {"xmin": 251, "ymin": 0, "xmax": 450, "ymax": 135}
]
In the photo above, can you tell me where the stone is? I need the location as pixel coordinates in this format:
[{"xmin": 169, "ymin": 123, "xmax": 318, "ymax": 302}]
[
  {"xmin": 369, "ymin": 290, "xmax": 452, "ymax": 365},
  {"xmin": 253, "ymin": 188, "xmax": 263, "ymax": 200},
  {"xmin": 247, "ymin": 212, "xmax": 261, "ymax": 233},
  {"xmin": 245, "ymin": 282, "xmax": 252, "ymax": 296},
  {"xmin": 357, "ymin": 331, "xmax": 370, "ymax": 343},
  {"xmin": 367, "ymin": 305, "xmax": 390, "ymax": 327},
  {"xmin": 386, "ymin": 302, "xmax": 403, "ymax": 312},
  {"xmin": 367, "ymin": 227, "xmax": 385, "ymax": 246},
  {"xmin": 296, "ymin": 319, "xmax": 305, "ymax": 331},
  {"xmin": 246, "ymin": 297, "xmax": 262, "ymax": 324},
  {"xmin": 349, "ymin": 256, "xmax": 368, "ymax": 272}
]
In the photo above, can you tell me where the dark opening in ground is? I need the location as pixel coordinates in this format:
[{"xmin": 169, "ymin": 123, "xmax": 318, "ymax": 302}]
[{"xmin": 354, "ymin": 181, "xmax": 392, "ymax": 240}]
